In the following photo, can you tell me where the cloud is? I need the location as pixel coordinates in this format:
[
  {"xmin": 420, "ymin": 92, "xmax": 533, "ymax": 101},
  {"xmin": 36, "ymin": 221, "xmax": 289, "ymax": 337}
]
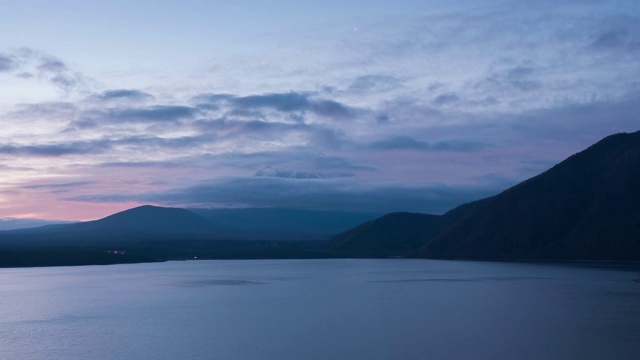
[
  {"xmin": 504, "ymin": 96, "xmax": 640, "ymax": 142},
  {"xmin": 587, "ymin": 16, "xmax": 640, "ymax": 54},
  {"xmin": 37, "ymin": 57, "xmax": 68, "ymax": 72},
  {"xmin": 21, "ymin": 181, "xmax": 95, "ymax": 194},
  {"xmin": 370, "ymin": 136, "xmax": 430, "ymax": 150},
  {"xmin": 0, "ymin": 48, "xmax": 90, "ymax": 93},
  {"xmin": 326, "ymin": 2, "xmax": 639, "ymax": 113},
  {"xmin": 3, "ymin": 8, "xmax": 638, "ymax": 220},
  {"xmin": 370, "ymin": 136, "xmax": 487, "ymax": 152},
  {"xmin": 476, "ymin": 64, "xmax": 542, "ymax": 93},
  {"xmin": 191, "ymin": 93, "xmax": 235, "ymax": 111},
  {"xmin": 375, "ymin": 114, "xmax": 390, "ymax": 124},
  {"xmin": 64, "ymin": 104, "xmax": 201, "ymax": 130},
  {"xmin": 195, "ymin": 150, "xmax": 375, "ymax": 174},
  {"xmin": 90, "ymin": 89, "xmax": 155, "ymax": 102},
  {"xmin": 195, "ymin": 118, "xmax": 297, "ymax": 138},
  {"xmin": 193, "ymin": 117, "xmax": 351, "ymax": 149},
  {"xmin": 0, "ymin": 140, "xmax": 111, "ymax": 156},
  {"xmin": 67, "ymin": 176, "xmax": 505, "ymax": 214},
  {"xmin": 16, "ymin": 72, "xmax": 34, "ymax": 79},
  {"xmin": 23, "ymin": 181, "xmax": 94, "ymax": 190},
  {"xmin": 310, "ymin": 99, "xmax": 353, "ymax": 119},
  {"xmin": 377, "ymin": 97, "xmax": 442, "ymax": 124},
  {"xmin": 255, "ymin": 166, "xmax": 355, "ymax": 180},
  {"xmin": 591, "ymin": 29, "xmax": 626, "ymax": 50},
  {"xmin": 0, "ymin": 54, "xmax": 16, "ymax": 72},
  {"xmin": 226, "ymin": 108, "xmax": 265, "ymax": 119},
  {"xmin": 9, "ymin": 101, "xmax": 77, "ymax": 119},
  {"xmin": 227, "ymin": 92, "xmax": 355, "ymax": 119},
  {"xmin": 347, "ymin": 75, "xmax": 401, "ymax": 93},
  {"xmin": 66, "ymin": 105, "xmax": 200, "ymax": 129},
  {"xmin": 240, "ymin": 120, "xmax": 295, "ymax": 133},
  {"xmin": 112, "ymin": 134, "xmax": 211, "ymax": 149},
  {"xmin": 108, "ymin": 105, "xmax": 199, "ymax": 122},
  {"xmin": 231, "ymin": 92, "xmax": 310, "ymax": 112},
  {"xmin": 20, "ymin": 48, "xmax": 86, "ymax": 92},
  {"xmin": 0, "ymin": 133, "xmax": 213, "ymax": 158},
  {"xmin": 431, "ymin": 139, "xmax": 487, "ymax": 152},
  {"xmin": 432, "ymin": 93, "xmax": 460, "ymax": 106},
  {"xmin": 8, "ymin": 93, "xmax": 357, "ymax": 162},
  {"xmin": 50, "ymin": 74, "xmax": 84, "ymax": 93}
]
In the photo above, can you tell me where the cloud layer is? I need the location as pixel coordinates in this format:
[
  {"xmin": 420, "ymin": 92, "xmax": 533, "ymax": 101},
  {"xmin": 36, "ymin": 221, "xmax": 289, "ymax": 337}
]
[{"xmin": 0, "ymin": 0, "xmax": 639, "ymax": 220}]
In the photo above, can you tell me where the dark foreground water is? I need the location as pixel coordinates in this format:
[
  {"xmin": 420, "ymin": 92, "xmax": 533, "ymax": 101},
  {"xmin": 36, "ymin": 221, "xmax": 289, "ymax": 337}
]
[{"xmin": 1, "ymin": 259, "xmax": 639, "ymax": 360}]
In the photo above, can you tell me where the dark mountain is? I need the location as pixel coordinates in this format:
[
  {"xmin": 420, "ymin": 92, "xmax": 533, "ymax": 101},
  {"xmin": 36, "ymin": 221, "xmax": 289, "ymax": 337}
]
[
  {"xmin": 0, "ymin": 206, "xmax": 376, "ymax": 267},
  {"xmin": 0, "ymin": 205, "xmax": 219, "ymax": 249},
  {"xmin": 330, "ymin": 212, "xmax": 439, "ymax": 257},
  {"xmin": 0, "ymin": 205, "xmax": 337, "ymax": 267},
  {"xmin": 65, "ymin": 205, "xmax": 215, "ymax": 235},
  {"xmin": 331, "ymin": 130, "xmax": 640, "ymax": 260},
  {"xmin": 4, "ymin": 206, "xmax": 379, "ymax": 241},
  {"xmin": 330, "ymin": 200, "xmax": 484, "ymax": 257},
  {"xmin": 3, "ymin": 130, "xmax": 638, "ymax": 267},
  {"xmin": 190, "ymin": 208, "xmax": 380, "ymax": 240},
  {"xmin": 422, "ymin": 130, "xmax": 640, "ymax": 260}
]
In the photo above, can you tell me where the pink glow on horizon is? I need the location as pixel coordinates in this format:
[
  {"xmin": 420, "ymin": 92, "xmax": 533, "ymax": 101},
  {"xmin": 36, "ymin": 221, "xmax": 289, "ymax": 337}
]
[
  {"xmin": 0, "ymin": 1, "xmax": 638, "ymax": 218},
  {"xmin": 0, "ymin": 199, "xmax": 147, "ymax": 222}
]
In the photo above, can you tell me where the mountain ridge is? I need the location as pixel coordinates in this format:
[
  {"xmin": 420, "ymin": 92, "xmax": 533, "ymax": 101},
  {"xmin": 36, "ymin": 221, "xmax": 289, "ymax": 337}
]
[
  {"xmin": 3, "ymin": 206, "xmax": 379, "ymax": 239},
  {"xmin": 1, "ymin": 130, "xmax": 638, "ymax": 266},
  {"xmin": 63, "ymin": 205, "xmax": 216, "ymax": 235},
  {"xmin": 332, "ymin": 130, "xmax": 640, "ymax": 260}
]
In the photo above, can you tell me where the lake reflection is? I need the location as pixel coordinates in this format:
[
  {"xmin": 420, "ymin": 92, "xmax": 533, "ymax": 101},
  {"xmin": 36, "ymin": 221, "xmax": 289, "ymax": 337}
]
[{"xmin": 1, "ymin": 259, "xmax": 639, "ymax": 360}]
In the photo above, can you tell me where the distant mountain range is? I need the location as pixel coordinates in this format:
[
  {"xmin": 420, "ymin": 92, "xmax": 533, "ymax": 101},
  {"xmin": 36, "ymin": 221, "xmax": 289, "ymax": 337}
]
[
  {"xmin": 3, "ymin": 206, "xmax": 380, "ymax": 241},
  {"xmin": 0, "ymin": 206, "xmax": 379, "ymax": 267},
  {"xmin": 0, "ymin": 218, "xmax": 72, "ymax": 231},
  {"xmin": 190, "ymin": 208, "xmax": 380, "ymax": 240},
  {"xmin": 1, "ymin": 130, "xmax": 638, "ymax": 267},
  {"xmin": 331, "ymin": 130, "xmax": 640, "ymax": 261}
]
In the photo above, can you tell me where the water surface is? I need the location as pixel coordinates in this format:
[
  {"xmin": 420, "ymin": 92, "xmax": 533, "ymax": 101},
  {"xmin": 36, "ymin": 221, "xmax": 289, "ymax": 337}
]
[{"xmin": 1, "ymin": 259, "xmax": 639, "ymax": 360}]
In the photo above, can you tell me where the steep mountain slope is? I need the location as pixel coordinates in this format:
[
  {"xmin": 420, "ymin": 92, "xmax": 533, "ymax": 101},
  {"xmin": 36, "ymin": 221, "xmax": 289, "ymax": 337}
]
[
  {"xmin": 331, "ymin": 130, "xmax": 640, "ymax": 260},
  {"xmin": 421, "ymin": 130, "xmax": 640, "ymax": 260},
  {"xmin": 329, "ymin": 200, "xmax": 484, "ymax": 257},
  {"xmin": 330, "ymin": 212, "xmax": 438, "ymax": 257}
]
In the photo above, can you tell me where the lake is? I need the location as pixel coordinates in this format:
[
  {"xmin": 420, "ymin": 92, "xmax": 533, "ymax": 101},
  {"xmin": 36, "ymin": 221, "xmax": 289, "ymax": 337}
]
[{"xmin": 1, "ymin": 259, "xmax": 639, "ymax": 360}]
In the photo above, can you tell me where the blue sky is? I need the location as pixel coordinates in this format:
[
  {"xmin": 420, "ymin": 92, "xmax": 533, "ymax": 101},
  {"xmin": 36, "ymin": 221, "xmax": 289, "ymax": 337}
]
[{"xmin": 0, "ymin": 0, "xmax": 639, "ymax": 220}]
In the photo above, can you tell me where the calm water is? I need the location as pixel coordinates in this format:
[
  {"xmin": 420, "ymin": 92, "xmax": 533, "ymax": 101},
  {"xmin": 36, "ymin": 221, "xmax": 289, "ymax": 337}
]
[{"xmin": 1, "ymin": 259, "xmax": 639, "ymax": 360}]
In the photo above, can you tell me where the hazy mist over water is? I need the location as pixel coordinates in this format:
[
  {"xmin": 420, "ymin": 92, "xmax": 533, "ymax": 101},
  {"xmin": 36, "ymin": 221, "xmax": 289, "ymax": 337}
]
[{"xmin": 1, "ymin": 259, "xmax": 639, "ymax": 360}]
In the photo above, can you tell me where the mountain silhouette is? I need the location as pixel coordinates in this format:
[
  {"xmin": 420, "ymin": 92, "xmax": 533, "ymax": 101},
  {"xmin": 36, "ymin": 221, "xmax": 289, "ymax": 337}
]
[
  {"xmin": 190, "ymin": 208, "xmax": 380, "ymax": 240},
  {"xmin": 329, "ymin": 212, "xmax": 439, "ymax": 257},
  {"xmin": 0, "ymin": 205, "xmax": 340, "ymax": 266},
  {"xmin": 332, "ymin": 130, "xmax": 640, "ymax": 260},
  {"xmin": 65, "ymin": 205, "xmax": 215, "ymax": 235},
  {"xmin": 3, "ymin": 205, "xmax": 377, "ymax": 243},
  {"xmin": 2, "ymin": 130, "xmax": 639, "ymax": 267}
]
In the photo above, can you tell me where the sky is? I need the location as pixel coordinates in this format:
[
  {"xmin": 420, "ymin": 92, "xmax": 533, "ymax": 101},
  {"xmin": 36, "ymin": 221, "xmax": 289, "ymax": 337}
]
[{"xmin": 0, "ymin": 0, "xmax": 639, "ymax": 221}]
